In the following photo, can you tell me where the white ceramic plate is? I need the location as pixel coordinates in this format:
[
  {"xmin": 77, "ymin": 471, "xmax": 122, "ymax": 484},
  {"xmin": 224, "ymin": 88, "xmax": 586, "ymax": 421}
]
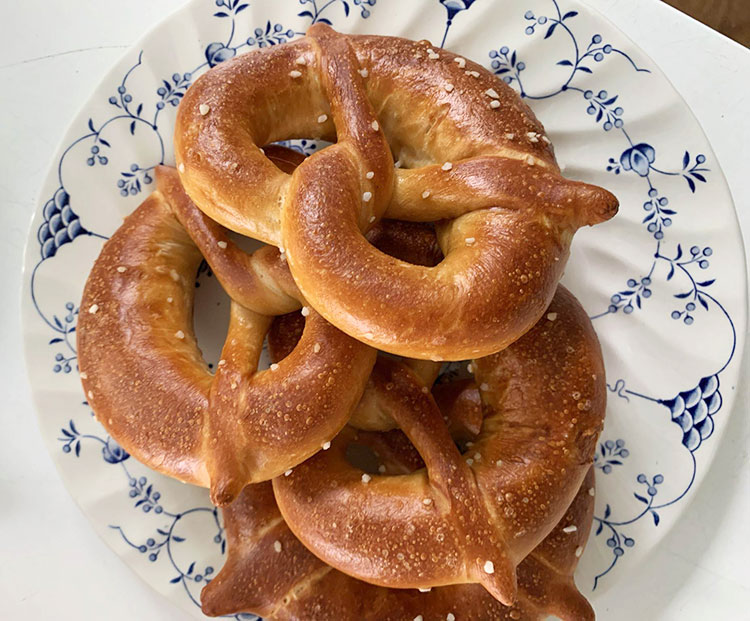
[{"xmin": 22, "ymin": 0, "xmax": 747, "ymax": 618}]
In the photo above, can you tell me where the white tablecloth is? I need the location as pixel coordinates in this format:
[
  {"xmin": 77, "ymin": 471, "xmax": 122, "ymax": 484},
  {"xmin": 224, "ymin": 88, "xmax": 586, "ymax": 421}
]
[{"xmin": 1, "ymin": 1, "xmax": 748, "ymax": 618}]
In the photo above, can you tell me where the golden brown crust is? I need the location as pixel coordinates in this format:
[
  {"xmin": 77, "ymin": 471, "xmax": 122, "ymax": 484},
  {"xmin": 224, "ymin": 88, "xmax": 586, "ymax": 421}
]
[
  {"xmin": 272, "ymin": 287, "xmax": 605, "ymax": 604},
  {"xmin": 201, "ymin": 463, "xmax": 595, "ymax": 620},
  {"xmin": 175, "ymin": 25, "xmax": 617, "ymax": 360},
  {"xmin": 77, "ymin": 164, "xmax": 376, "ymax": 505}
]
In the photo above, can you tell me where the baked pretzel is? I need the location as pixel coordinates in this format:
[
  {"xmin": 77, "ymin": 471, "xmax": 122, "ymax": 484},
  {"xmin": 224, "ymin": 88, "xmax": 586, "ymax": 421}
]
[
  {"xmin": 201, "ymin": 452, "xmax": 596, "ymax": 620},
  {"xmin": 175, "ymin": 24, "xmax": 618, "ymax": 360},
  {"xmin": 273, "ymin": 287, "xmax": 605, "ymax": 605},
  {"xmin": 77, "ymin": 150, "xmax": 375, "ymax": 506}
]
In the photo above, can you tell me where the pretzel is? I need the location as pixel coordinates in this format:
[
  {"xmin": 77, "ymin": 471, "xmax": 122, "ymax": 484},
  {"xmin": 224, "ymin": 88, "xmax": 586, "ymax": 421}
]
[
  {"xmin": 175, "ymin": 24, "xmax": 618, "ymax": 360},
  {"xmin": 77, "ymin": 150, "xmax": 375, "ymax": 506},
  {"xmin": 200, "ymin": 447, "xmax": 596, "ymax": 620},
  {"xmin": 273, "ymin": 286, "xmax": 605, "ymax": 605}
]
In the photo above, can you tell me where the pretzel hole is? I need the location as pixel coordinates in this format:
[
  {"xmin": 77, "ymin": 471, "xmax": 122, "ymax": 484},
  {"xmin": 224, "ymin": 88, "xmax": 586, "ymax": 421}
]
[
  {"xmin": 268, "ymin": 139, "xmax": 331, "ymax": 160},
  {"xmin": 192, "ymin": 233, "xmax": 274, "ymax": 372},
  {"xmin": 192, "ymin": 259, "xmax": 230, "ymax": 371},
  {"xmin": 345, "ymin": 442, "xmax": 381, "ymax": 474}
]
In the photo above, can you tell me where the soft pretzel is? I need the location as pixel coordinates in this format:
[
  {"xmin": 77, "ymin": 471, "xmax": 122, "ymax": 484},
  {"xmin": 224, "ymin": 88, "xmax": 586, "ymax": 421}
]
[
  {"xmin": 201, "ymin": 451, "xmax": 596, "ymax": 620},
  {"xmin": 77, "ymin": 152, "xmax": 375, "ymax": 505},
  {"xmin": 175, "ymin": 24, "xmax": 618, "ymax": 360},
  {"xmin": 273, "ymin": 287, "xmax": 605, "ymax": 605}
]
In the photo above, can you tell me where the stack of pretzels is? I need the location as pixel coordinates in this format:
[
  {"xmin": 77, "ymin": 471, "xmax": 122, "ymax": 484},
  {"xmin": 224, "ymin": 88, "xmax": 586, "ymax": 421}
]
[{"xmin": 78, "ymin": 24, "xmax": 616, "ymax": 620}]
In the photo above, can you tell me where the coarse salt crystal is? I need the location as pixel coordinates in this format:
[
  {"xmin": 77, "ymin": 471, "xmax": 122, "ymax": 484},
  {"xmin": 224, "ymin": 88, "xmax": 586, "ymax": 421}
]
[
  {"xmin": 361, "ymin": 473, "xmax": 372, "ymax": 483},
  {"xmin": 562, "ymin": 525, "xmax": 578, "ymax": 534},
  {"xmin": 366, "ymin": 171, "xmax": 374, "ymax": 179},
  {"xmin": 322, "ymin": 441, "xmax": 331, "ymax": 450},
  {"xmin": 483, "ymin": 560, "xmax": 495, "ymax": 574},
  {"xmin": 480, "ymin": 382, "xmax": 489, "ymax": 391},
  {"xmin": 88, "ymin": 304, "xmax": 99, "ymax": 314},
  {"xmin": 289, "ymin": 70, "xmax": 302, "ymax": 78},
  {"xmin": 474, "ymin": 452, "xmax": 481, "ymax": 461},
  {"xmin": 444, "ymin": 83, "xmax": 454, "ymax": 92},
  {"xmin": 371, "ymin": 120, "xmax": 380, "ymax": 131},
  {"xmin": 505, "ymin": 133, "xmax": 515, "ymax": 139},
  {"xmin": 489, "ymin": 100, "xmax": 501, "ymax": 109},
  {"xmin": 175, "ymin": 330, "xmax": 185, "ymax": 339},
  {"xmin": 317, "ymin": 114, "xmax": 328, "ymax": 123},
  {"xmin": 178, "ymin": 163, "xmax": 185, "ymax": 173},
  {"xmin": 358, "ymin": 68, "xmax": 369, "ymax": 78},
  {"xmin": 589, "ymin": 487, "xmax": 596, "ymax": 497},
  {"xmin": 284, "ymin": 469, "xmax": 293, "ymax": 477},
  {"xmin": 526, "ymin": 155, "xmax": 535, "ymax": 166},
  {"xmin": 378, "ymin": 464, "xmax": 386, "ymax": 473},
  {"xmin": 447, "ymin": 615, "xmax": 456, "ymax": 621},
  {"xmin": 88, "ymin": 390, "xmax": 94, "ymax": 399},
  {"xmin": 270, "ymin": 363, "xmax": 279, "ymax": 371},
  {"xmin": 116, "ymin": 266, "xmax": 127, "ymax": 273},
  {"xmin": 313, "ymin": 343, "xmax": 321, "ymax": 353},
  {"xmin": 547, "ymin": 312, "xmax": 557, "ymax": 321},
  {"xmin": 441, "ymin": 162, "xmax": 453, "ymax": 171},
  {"xmin": 454, "ymin": 57, "xmax": 466, "ymax": 68},
  {"xmin": 295, "ymin": 56, "xmax": 306, "ymax": 66},
  {"xmin": 301, "ymin": 306, "xmax": 310, "ymax": 317},
  {"xmin": 273, "ymin": 540, "xmax": 282, "ymax": 553},
  {"xmin": 394, "ymin": 160, "xmax": 402, "ymax": 168},
  {"xmin": 199, "ymin": 104, "xmax": 210, "ymax": 115},
  {"xmin": 369, "ymin": 215, "xmax": 376, "ymax": 223},
  {"xmin": 80, "ymin": 372, "xmax": 88, "ymax": 380},
  {"xmin": 485, "ymin": 88, "xmax": 500, "ymax": 99},
  {"xmin": 576, "ymin": 546, "xmax": 584, "ymax": 558},
  {"xmin": 422, "ymin": 190, "xmax": 431, "ymax": 199},
  {"xmin": 465, "ymin": 70, "xmax": 480, "ymax": 78},
  {"xmin": 363, "ymin": 191, "xmax": 372, "ymax": 202},
  {"xmin": 217, "ymin": 240, "xmax": 228, "ymax": 249},
  {"xmin": 423, "ymin": 498, "xmax": 432, "ymax": 505},
  {"xmin": 466, "ymin": 458, "xmax": 474, "ymax": 466},
  {"xmin": 465, "ymin": 237, "xmax": 476, "ymax": 246},
  {"xmin": 218, "ymin": 359, "xmax": 226, "ymax": 366},
  {"xmin": 167, "ymin": 297, "xmax": 173, "ymax": 303},
  {"xmin": 496, "ymin": 459, "xmax": 503, "ymax": 466}
]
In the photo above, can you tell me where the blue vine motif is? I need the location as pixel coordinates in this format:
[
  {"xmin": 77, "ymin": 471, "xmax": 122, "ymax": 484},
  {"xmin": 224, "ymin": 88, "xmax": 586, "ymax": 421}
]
[
  {"xmin": 56, "ymin": 419, "xmax": 254, "ymax": 618},
  {"xmin": 594, "ymin": 439, "xmax": 629, "ymax": 474},
  {"xmin": 488, "ymin": 0, "xmax": 735, "ymax": 590},
  {"xmin": 298, "ymin": 0, "xmax": 377, "ymax": 25},
  {"xmin": 438, "ymin": 0, "xmax": 477, "ymax": 47},
  {"xmin": 29, "ymin": 0, "xmax": 741, "ymax": 608}
]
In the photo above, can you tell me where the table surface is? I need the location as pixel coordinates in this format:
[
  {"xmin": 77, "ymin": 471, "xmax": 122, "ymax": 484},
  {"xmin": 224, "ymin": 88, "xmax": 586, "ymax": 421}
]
[{"xmin": 1, "ymin": 1, "xmax": 748, "ymax": 619}]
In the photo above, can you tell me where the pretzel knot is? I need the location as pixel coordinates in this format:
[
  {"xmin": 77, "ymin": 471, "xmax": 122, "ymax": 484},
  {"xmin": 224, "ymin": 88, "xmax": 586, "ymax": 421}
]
[
  {"xmin": 175, "ymin": 24, "xmax": 618, "ymax": 360},
  {"xmin": 272, "ymin": 285, "xmax": 605, "ymax": 605},
  {"xmin": 77, "ymin": 148, "xmax": 375, "ymax": 507}
]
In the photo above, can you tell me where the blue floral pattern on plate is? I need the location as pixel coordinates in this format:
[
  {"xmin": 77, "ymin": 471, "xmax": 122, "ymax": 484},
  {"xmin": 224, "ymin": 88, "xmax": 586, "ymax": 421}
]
[{"xmin": 23, "ymin": 0, "xmax": 746, "ymax": 617}]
